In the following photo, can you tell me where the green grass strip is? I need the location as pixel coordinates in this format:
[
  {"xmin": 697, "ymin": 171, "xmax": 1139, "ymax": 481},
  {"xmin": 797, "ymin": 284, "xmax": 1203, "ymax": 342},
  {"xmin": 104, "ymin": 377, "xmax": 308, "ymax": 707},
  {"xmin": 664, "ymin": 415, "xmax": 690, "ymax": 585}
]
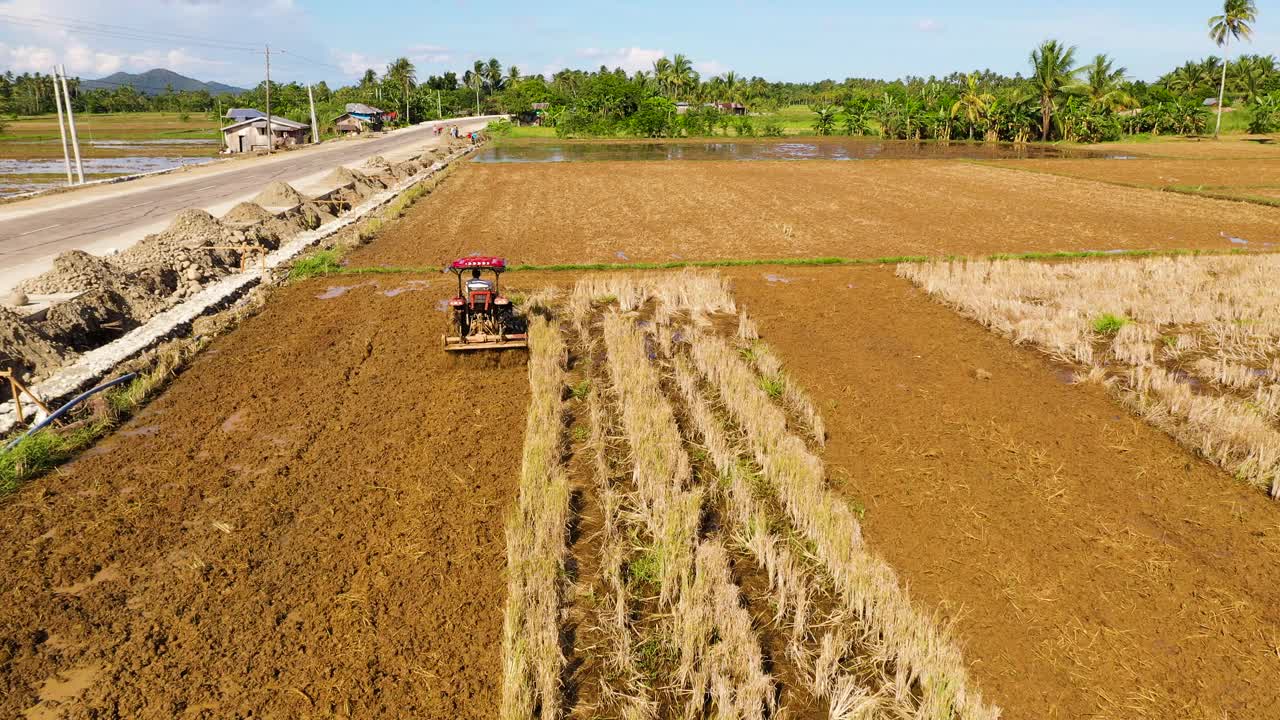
[{"xmin": 316, "ymin": 247, "xmax": 1270, "ymax": 278}]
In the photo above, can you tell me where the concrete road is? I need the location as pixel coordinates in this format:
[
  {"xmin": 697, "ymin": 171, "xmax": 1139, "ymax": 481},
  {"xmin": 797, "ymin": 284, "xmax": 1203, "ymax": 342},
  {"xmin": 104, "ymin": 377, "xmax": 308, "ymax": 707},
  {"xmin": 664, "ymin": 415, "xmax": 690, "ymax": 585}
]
[{"xmin": 0, "ymin": 116, "xmax": 495, "ymax": 295}]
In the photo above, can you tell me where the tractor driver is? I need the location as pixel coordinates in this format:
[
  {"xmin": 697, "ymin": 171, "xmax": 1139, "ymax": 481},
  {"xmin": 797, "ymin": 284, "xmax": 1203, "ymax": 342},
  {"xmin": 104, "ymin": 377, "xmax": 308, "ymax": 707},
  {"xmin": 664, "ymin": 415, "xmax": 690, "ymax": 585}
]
[{"xmin": 465, "ymin": 268, "xmax": 494, "ymax": 295}]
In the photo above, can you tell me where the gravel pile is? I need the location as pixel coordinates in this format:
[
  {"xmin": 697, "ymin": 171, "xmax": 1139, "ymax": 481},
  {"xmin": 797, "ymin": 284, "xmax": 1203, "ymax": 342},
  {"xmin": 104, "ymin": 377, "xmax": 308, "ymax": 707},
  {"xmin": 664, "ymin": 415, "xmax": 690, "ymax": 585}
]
[
  {"xmin": 115, "ymin": 210, "xmax": 260, "ymax": 296},
  {"xmin": 222, "ymin": 202, "xmax": 276, "ymax": 226},
  {"xmin": 19, "ymin": 250, "xmax": 128, "ymax": 294},
  {"xmin": 6, "ymin": 144, "xmax": 441, "ymax": 383},
  {"xmin": 253, "ymin": 181, "xmax": 306, "ymax": 207},
  {"xmin": 328, "ymin": 167, "xmax": 386, "ymax": 195}
]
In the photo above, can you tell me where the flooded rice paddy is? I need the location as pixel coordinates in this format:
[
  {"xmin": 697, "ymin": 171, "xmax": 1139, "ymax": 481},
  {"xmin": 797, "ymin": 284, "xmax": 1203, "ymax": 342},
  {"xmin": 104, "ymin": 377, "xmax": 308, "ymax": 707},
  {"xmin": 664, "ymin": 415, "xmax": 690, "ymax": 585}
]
[
  {"xmin": 0, "ymin": 154, "xmax": 215, "ymax": 197},
  {"xmin": 0, "ymin": 138, "xmax": 220, "ymax": 197},
  {"xmin": 474, "ymin": 139, "xmax": 1128, "ymax": 163}
]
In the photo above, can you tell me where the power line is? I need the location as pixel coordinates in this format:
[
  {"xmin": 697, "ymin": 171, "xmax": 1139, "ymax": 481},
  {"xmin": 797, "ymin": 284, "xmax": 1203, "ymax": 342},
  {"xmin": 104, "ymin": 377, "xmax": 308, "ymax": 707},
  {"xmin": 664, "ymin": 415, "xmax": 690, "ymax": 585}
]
[
  {"xmin": 28, "ymin": 12, "xmax": 263, "ymax": 50},
  {"xmin": 0, "ymin": 14, "xmax": 260, "ymax": 53},
  {"xmin": 275, "ymin": 49, "xmax": 345, "ymax": 73}
]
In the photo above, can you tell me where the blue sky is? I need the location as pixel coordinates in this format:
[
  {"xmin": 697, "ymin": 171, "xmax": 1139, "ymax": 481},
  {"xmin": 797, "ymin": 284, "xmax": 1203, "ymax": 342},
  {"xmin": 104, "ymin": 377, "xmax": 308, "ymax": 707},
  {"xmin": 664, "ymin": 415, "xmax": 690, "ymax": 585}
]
[{"xmin": 0, "ymin": 1, "xmax": 1270, "ymax": 86}]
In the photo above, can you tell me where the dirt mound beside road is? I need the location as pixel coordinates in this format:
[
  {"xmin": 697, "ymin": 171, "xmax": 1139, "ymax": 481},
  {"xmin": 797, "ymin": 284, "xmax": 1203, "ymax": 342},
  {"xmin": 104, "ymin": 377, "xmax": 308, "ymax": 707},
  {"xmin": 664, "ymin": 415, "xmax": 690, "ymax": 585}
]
[
  {"xmin": 0, "ymin": 306, "xmax": 71, "ymax": 385},
  {"xmin": 0, "ymin": 275, "xmax": 530, "ymax": 719},
  {"xmin": 37, "ymin": 287, "xmax": 138, "ymax": 352},
  {"xmin": 252, "ymin": 181, "xmax": 306, "ymax": 207},
  {"xmin": 19, "ymin": 250, "xmax": 128, "ymax": 295},
  {"xmin": 221, "ymin": 201, "xmax": 276, "ymax": 226},
  {"xmin": 115, "ymin": 209, "xmax": 258, "ymax": 295},
  {"xmin": 328, "ymin": 166, "xmax": 386, "ymax": 195}
]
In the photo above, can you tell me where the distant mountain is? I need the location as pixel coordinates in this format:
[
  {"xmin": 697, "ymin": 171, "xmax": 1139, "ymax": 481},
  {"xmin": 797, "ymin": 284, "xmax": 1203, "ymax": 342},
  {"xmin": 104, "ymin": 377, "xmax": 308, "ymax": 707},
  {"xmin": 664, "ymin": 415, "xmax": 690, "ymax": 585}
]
[{"xmin": 81, "ymin": 68, "xmax": 248, "ymax": 96}]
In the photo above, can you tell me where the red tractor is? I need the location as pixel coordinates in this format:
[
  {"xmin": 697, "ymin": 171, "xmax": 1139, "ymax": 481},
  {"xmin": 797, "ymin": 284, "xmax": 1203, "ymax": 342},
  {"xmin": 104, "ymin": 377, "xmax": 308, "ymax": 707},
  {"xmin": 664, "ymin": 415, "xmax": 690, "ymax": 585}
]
[{"xmin": 443, "ymin": 256, "xmax": 528, "ymax": 352}]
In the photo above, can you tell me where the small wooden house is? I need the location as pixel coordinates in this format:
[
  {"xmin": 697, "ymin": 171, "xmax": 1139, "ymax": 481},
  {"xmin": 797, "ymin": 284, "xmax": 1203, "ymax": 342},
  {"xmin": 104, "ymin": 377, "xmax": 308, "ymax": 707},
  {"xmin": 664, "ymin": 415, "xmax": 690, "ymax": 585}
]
[{"xmin": 333, "ymin": 103, "xmax": 387, "ymax": 134}]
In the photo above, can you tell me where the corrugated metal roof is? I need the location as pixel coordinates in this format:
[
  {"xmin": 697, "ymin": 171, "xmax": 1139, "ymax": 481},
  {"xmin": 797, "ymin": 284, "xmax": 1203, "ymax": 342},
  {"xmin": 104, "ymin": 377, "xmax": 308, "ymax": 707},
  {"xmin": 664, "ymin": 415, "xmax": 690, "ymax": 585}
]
[{"xmin": 221, "ymin": 116, "xmax": 309, "ymax": 132}]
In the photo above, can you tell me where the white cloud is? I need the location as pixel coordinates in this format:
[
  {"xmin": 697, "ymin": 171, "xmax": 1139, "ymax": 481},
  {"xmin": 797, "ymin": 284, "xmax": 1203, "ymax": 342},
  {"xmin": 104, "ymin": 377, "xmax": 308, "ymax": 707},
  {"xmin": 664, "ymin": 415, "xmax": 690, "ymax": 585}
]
[
  {"xmin": 408, "ymin": 43, "xmax": 452, "ymax": 64},
  {"xmin": 915, "ymin": 18, "xmax": 944, "ymax": 32},
  {"xmin": 0, "ymin": 40, "xmax": 225, "ymax": 76},
  {"xmin": 577, "ymin": 47, "xmax": 666, "ymax": 73},
  {"xmin": 333, "ymin": 51, "xmax": 387, "ymax": 77},
  {"xmin": 0, "ymin": 0, "xmax": 314, "ymax": 83},
  {"xmin": 0, "ymin": 43, "xmax": 57, "ymax": 73},
  {"xmin": 694, "ymin": 60, "xmax": 728, "ymax": 77}
]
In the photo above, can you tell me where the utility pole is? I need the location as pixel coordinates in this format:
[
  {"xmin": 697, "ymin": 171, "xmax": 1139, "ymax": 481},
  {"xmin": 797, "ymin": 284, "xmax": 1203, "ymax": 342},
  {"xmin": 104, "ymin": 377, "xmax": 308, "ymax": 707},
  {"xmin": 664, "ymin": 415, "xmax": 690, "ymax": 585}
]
[
  {"xmin": 437, "ymin": 89, "xmax": 442, "ymax": 119},
  {"xmin": 264, "ymin": 44, "xmax": 273, "ymax": 154},
  {"xmin": 58, "ymin": 65, "xmax": 84, "ymax": 184},
  {"xmin": 307, "ymin": 84, "xmax": 320, "ymax": 144},
  {"xmin": 216, "ymin": 96, "xmax": 225, "ymax": 151},
  {"xmin": 50, "ymin": 66, "xmax": 72, "ymax": 185},
  {"xmin": 474, "ymin": 79, "xmax": 480, "ymax": 116},
  {"xmin": 404, "ymin": 78, "xmax": 410, "ymax": 125}
]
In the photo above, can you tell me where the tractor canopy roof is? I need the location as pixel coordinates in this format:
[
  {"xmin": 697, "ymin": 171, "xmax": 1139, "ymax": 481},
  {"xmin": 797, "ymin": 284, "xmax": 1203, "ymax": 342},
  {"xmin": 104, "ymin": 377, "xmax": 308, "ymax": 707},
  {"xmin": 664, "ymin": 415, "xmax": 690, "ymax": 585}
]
[{"xmin": 449, "ymin": 256, "xmax": 506, "ymax": 271}]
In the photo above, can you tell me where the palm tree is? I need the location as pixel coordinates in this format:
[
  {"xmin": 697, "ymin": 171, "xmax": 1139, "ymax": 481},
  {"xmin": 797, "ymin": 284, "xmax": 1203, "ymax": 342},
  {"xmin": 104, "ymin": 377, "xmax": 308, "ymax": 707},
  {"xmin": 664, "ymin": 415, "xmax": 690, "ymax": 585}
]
[
  {"xmin": 1235, "ymin": 54, "xmax": 1275, "ymax": 102},
  {"xmin": 485, "ymin": 58, "xmax": 504, "ymax": 91},
  {"xmin": 466, "ymin": 60, "xmax": 485, "ymax": 115},
  {"xmin": 667, "ymin": 54, "xmax": 697, "ymax": 101},
  {"xmin": 633, "ymin": 69, "xmax": 655, "ymax": 92},
  {"xmin": 1209, "ymin": 0, "xmax": 1258, "ymax": 137},
  {"xmin": 652, "ymin": 57, "xmax": 673, "ymax": 96},
  {"xmin": 385, "ymin": 57, "xmax": 416, "ymax": 123},
  {"xmin": 1029, "ymin": 39, "xmax": 1080, "ymax": 141},
  {"xmin": 1077, "ymin": 54, "xmax": 1137, "ymax": 112},
  {"xmin": 507, "ymin": 65, "xmax": 522, "ymax": 85},
  {"xmin": 722, "ymin": 71, "xmax": 740, "ymax": 102},
  {"xmin": 950, "ymin": 73, "xmax": 994, "ymax": 139},
  {"xmin": 1165, "ymin": 60, "xmax": 1213, "ymax": 94}
]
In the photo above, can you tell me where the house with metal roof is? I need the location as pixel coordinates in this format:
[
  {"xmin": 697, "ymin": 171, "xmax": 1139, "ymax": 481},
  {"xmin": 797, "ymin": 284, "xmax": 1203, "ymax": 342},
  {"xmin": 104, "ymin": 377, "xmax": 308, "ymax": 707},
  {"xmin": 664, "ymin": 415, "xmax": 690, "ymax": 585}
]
[
  {"xmin": 224, "ymin": 108, "xmax": 266, "ymax": 122},
  {"xmin": 333, "ymin": 103, "xmax": 388, "ymax": 134},
  {"xmin": 221, "ymin": 116, "xmax": 309, "ymax": 153}
]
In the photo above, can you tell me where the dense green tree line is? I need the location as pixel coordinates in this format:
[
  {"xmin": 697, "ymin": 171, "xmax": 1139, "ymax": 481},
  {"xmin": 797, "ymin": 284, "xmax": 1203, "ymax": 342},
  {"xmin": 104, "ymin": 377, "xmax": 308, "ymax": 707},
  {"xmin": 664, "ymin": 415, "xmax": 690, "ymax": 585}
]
[{"xmin": 0, "ymin": 1, "xmax": 1272, "ymax": 143}]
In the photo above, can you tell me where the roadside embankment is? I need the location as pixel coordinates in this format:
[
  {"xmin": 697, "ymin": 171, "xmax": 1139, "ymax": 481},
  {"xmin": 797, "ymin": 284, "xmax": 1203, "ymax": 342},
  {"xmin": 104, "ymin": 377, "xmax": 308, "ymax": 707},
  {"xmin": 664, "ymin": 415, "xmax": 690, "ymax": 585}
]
[{"xmin": 0, "ymin": 138, "xmax": 476, "ymax": 435}]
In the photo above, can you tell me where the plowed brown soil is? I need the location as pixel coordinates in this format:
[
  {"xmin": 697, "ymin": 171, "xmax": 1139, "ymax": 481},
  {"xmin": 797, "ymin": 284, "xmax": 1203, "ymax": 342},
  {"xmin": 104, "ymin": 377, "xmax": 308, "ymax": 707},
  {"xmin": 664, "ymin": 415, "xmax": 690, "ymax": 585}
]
[
  {"xmin": 726, "ymin": 265, "xmax": 1280, "ymax": 720},
  {"xmin": 351, "ymin": 160, "xmax": 1280, "ymax": 267},
  {"xmin": 0, "ymin": 274, "xmax": 529, "ymax": 719},
  {"xmin": 988, "ymin": 157, "xmax": 1280, "ymax": 190},
  {"xmin": 1083, "ymin": 137, "xmax": 1280, "ymax": 159}
]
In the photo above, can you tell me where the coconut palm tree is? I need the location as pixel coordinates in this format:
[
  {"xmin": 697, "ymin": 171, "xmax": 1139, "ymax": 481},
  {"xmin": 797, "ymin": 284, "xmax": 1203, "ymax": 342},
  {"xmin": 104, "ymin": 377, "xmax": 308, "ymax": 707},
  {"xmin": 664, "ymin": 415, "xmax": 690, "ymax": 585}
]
[
  {"xmin": 385, "ymin": 57, "xmax": 416, "ymax": 123},
  {"xmin": 485, "ymin": 58, "xmax": 504, "ymax": 91},
  {"xmin": 633, "ymin": 69, "xmax": 655, "ymax": 93},
  {"xmin": 652, "ymin": 57, "xmax": 673, "ymax": 96},
  {"xmin": 1235, "ymin": 54, "xmax": 1275, "ymax": 101},
  {"xmin": 1029, "ymin": 39, "xmax": 1080, "ymax": 141},
  {"xmin": 1209, "ymin": 0, "xmax": 1258, "ymax": 137},
  {"xmin": 1076, "ymin": 54, "xmax": 1137, "ymax": 112},
  {"xmin": 950, "ymin": 73, "xmax": 994, "ymax": 139},
  {"xmin": 465, "ymin": 60, "xmax": 485, "ymax": 115},
  {"xmin": 507, "ymin": 65, "xmax": 522, "ymax": 85},
  {"xmin": 667, "ymin": 54, "xmax": 697, "ymax": 101},
  {"xmin": 722, "ymin": 71, "xmax": 740, "ymax": 102}
]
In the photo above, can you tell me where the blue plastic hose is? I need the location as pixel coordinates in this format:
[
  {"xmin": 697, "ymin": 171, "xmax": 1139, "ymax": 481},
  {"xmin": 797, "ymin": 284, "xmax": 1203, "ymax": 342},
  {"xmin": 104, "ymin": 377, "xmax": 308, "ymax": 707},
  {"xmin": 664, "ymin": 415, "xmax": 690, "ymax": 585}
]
[{"xmin": 3, "ymin": 373, "xmax": 138, "ymax": 453}]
